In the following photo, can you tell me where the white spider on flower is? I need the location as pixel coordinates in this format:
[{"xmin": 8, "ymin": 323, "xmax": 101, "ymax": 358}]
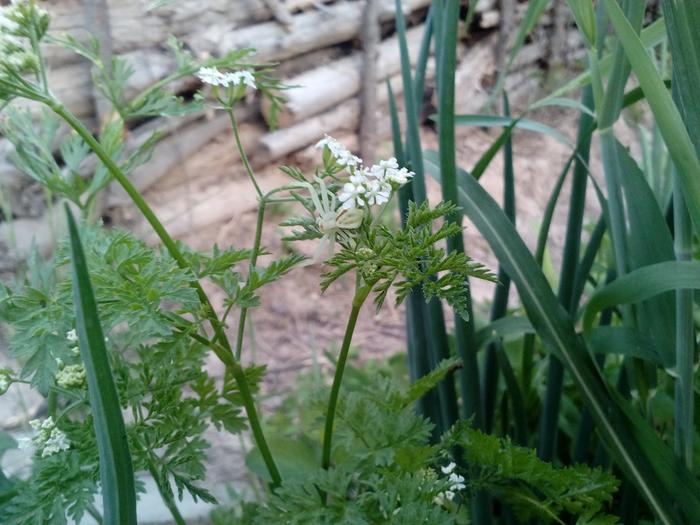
[{"xmin": 296, "ymin": 177, "xmax": 364, "ymax": 264}]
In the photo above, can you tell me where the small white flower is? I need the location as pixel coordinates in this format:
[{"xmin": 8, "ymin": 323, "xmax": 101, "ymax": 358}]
[
  {"xmin": 448, "ymin": 472, "xmax": 466, "ymax": 491},
  {"xmin": 338, "ymin": 173, "xmax": 367, "ymax": 210},
  {"xmin": 70, "ymin": 346, "xmax": 80, "ymax": 356},
  {"xmin": 66, "ymin": 329, "xmax": 78, "ymax": 343},
  {"xmin": 226, "ymin": 70, "xmax": 256, "ymax": 89},
  {"xmin": 364, "ymin": 178, "xmax": 391, "ymax": 206},
  {"xmin": 42, "ymin": 427, "xmax": 71, "ymax": 457},
  {"xmin": 378, "ymin": 157, "xmax": 399, "ymax": 171},
  {"xmin": 315, "ymin": 135, "xmax": 361, "ymax": 168},
  {"xmin": 441, "ymin": 462, "xmax": 456, "ymax": 474},
  {"xmin": 24, "ymin": 417, "xmax": 71, "ymax": 457},
  {"xmin": 385, "ymin": 166, "xmax": 414, "ymax": 186},
  {"xmin": 196, "ymin": 66, "xmax": 222, "ymax": 85}
]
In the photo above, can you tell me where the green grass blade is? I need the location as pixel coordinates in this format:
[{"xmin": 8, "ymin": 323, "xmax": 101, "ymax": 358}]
[
  {"xmin": 454, "ymin": 114, "xmax": 574, "ymax": 149},
  {"xmin": 539, "ymin": 86, "xmax": 595, "ymax": 462},
  {"xmin": 474, "ymin": 316, "xmax": 534, "ymax": 348},
  {"xmin": 493, "ymin": 339, "xmax": 527, "ymax": 445},
  {"xmin": 483, "ymin": 94, "xmax": 515, "ymax": 433},
  {"xmin": 589, "ymin": 327, "xmax": 665, "ymax": 365},
  {"xmin": 66, "ymin": 205, "xmax": 137, "ymax": 525},
  {"xmin": 394, "ymin": 0, "xmax": 426, "ymax": 203},
  {"xmin": 436, "ymin": 0, "xmax": 481, "ymax": 430},
  {"xmin": 566, "ymin": 0, "xmax": 596, "ymax": 47},
  {"xmin": 583, "ymin": 261, "xmax": 700, "ymax": 338},
  {"xmin": 413, "ymin": 6, "xmax": 434, "ymax": 115},
  {"xmin": 388, "ymin": 78, "xmax": 441, "ymax": 430},
  {"xmin": 571, "ymin": 216, "xmax": 607, "ymax": 309},
  {"xmin": 613, "ymin": 137, "xmax": 676, "ymax": 366},
  {"xmin": 603, "ymin": 0, "xmax": 700, "ymax": 238},
  {"xmin": 487, "ymin": 0, "xmax": 549, "ymax": 109},
  {"xmin": 546, "ymin": 17, "xmax": 666, "ymax": 101},
  {"xmin": 663, "ymin": 0, "xmax": 700, "ymax": 471},
  {"xmin": 428, "ymin": 167, "xmax": 700, "ymax": 524},
  {"xmin": 387, "ymin": 80, "xmax": 406, "ymax": 165}
]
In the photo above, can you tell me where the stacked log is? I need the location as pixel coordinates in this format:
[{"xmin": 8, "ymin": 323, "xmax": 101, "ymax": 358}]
[{"xmin": 0, "ymin": 0, "xmax": 585, "ymax": 271}]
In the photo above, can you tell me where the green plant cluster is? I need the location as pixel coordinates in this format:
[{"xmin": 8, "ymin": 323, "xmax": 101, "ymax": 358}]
[{"xmin": 211, "ymin": 357, "xmax": 618, "ymax": 524}]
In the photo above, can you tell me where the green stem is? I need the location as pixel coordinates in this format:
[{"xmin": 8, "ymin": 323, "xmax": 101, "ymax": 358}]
[
  {"xmin": 48, "ymin": 100, "xmax": 282, "ymax": 488},
  {"xmin": 146, "ymin": 457, "xmax": 187, "ymax": 525},
  {"xmin": 673, "ymin": 170, "xmax": 694, "ymax": 470},
  {"xmin": 321, "ymin": 286, "xmax": 370, "ymax": 469},
  {"xmin": 227, "ymin": 109, "xmax": 262, "ymax": 197},
  {"xmin": 233, "ymin": 198, "xmax": 266, "ymax": 359}
]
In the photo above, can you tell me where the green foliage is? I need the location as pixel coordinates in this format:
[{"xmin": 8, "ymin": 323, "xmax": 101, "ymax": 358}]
[
  {"xmin": 0, "ymin": 224, "xmax": 271, "ymax": 520},
  {"xmin": 445, "ymin": 424, "xmax": 619, "ymax": 524},
  {"xmin": 232, "ymin": 356, "xmax": 618, "ymax": 524},
  {"xmin": 318, "ymin": 200, "xmax": 497, "ymax": 319}
]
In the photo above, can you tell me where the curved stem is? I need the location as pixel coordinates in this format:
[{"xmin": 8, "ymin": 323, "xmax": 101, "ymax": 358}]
[
  {"xmin": 321, "ymin": 286, "xmax": 370, "ymax": 469},
  {"xmin": 233, "ymin": 198, "xmax": 266, "ymax": 359},
  {"xmin": 145, "ymin": 456, "xmax": 187, "ymax": 525},
  {"xmin": 48, "ymin": 100, "xmax": 282, "ymax": 488},
  {"xmin": 227, "ymin": 109, "xmax": 262, "ymax": 197}
]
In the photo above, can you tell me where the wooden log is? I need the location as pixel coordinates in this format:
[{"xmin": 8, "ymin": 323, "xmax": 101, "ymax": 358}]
[
  {"xmin": 189, "ymin": 0, "xmax": 432, "ymax": 64},
  {"xmin": 258, "ymin": 69, "xmax": 412, "ymax": 161},
  {"xmin": 264, "ymin": 25, "xmax": 425, "ymax": 127},
  {"xmin": 106, "ymin": 105, "xmax": 255, "ymax": 206},
  {"xmin": 43, "ymin": 0, "xmax": 305, "ymax": 66}
]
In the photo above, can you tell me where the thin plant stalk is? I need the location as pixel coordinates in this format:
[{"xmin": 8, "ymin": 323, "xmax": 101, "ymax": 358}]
[
  {"xmin": 673, "ymin": 175, "xmax": 694, "ymax": 470},
  {"xmin": 482, "ymin": 93, "xmax": 515, "ymax": 434},
  {"xmin": 48, "ymin": 100, "xmax": 283, "ymax": 488},
  {"xmin": 436, "ymin": 0, "xmax": 482, "ymax": 428},
  {"xmin": 435, "ymin": 2, "xmax": 489, "ymax": 522},
  {"xmin": 388, "ymin": 80, "xmax": 441, "ymax": 428},
  {"xmin": 538, "ymin": 86, "xmax": 595, "ymax": 461},
  {"xmin": 663, "ymin": 0, "xmax": 700, "ymax": 471},
  {"xmin": 394, "ymin": 0, "xmax": 456, "ymax": 436},
  {"xmin": 321, "ymin": 284, "xmax": 371, "ymax": 469}
]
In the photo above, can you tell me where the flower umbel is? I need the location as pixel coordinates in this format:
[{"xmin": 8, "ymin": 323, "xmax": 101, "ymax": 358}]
[
  {"xmin": 196, "ymin": 66, "xmax": 257, "ymax": 89},
  {"xmin": 18, "ymin": 417, "xmax": 71, "ymax": 458},
  {"xmin": 0, "ymin": 1, "xmax": 48, "ymax": 82},
  {"xmin": 55, "ymin": 364, "xmax": 86, "ymax": 389}
]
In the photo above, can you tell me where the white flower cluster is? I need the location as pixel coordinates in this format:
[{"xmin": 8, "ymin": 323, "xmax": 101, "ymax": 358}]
[
  {"xmin": 433, "ymin": 462, "xmax": 466, "ymax": 506},
  {"xmin": 56, "ymin": 364, "xmax": 86, "ymax": 389},
  {"xmin": 314, "ymin": 135, "xmax": 414, "ymax": 211},
  {"xmin": 18, "ymin": 417, "xmax": 71, "ymax": 458},
  {"xmin": 196, "ymin": 66, "xmax": 256, "ymax": 89},
  {"xmin": 316, "ymin": 135, "xmax": 361, "ymax": 168},
  {"xmin": 0, "ymin": 2, "xmax": 44, "ymax": 76}
]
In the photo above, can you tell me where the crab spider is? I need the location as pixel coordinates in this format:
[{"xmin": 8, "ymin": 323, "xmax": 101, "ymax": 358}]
[{"xmin": 295, "ymin": 177, "xmax": 364, "ymax": 264}]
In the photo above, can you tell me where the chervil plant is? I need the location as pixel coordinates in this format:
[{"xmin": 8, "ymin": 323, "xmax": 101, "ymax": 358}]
[{"xmin": 280, "ymin": 134, "xmax": 497, "ymax": 471}]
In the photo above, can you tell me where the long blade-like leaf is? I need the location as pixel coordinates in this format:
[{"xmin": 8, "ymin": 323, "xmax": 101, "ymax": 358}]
[
  {"xmin": 426, "ymin": 163, "xmax": 700, "ymax": 524},
  {"xmin": 603, "ymin": 0, "xmax": 700, "ymax": 239},
  {"xmin": 66, "ymin": 206, "xmax": 137, "ymax": 525},
  {"xmin": 583, "ymin": 261, "xmax": 700, "ymax": 338}
]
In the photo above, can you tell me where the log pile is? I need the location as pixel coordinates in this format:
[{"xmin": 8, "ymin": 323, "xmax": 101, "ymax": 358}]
[{"xmin": 0, "ymin": 0, "xmax": 584, "ymax": 271}]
